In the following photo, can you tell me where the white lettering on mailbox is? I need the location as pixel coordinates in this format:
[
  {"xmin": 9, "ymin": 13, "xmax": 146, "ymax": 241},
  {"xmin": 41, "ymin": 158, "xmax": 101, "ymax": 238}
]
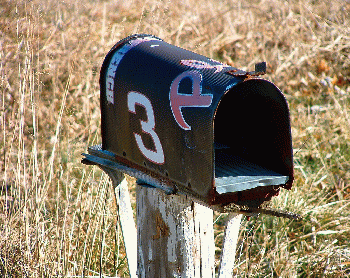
[
  {"xmin": 106, "ymin": 36, "xmax": 161, "ymax": 104},
  {"xmin": 128, "ymin": 91, "xmax": 165, "ymax": 164},
  {"xmin": 170, "ymin": 70, "xmax": 213, "ymax": 130},
  {"xmin": 106, "ymin": 44, "xmax": 132, "ymax": 104}
]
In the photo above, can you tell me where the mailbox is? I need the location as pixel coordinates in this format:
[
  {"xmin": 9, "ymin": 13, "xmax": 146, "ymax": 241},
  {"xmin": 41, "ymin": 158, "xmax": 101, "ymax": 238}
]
[{"xmin": 83, "ymin": 34, "xmax": 294, "ymax": 210}]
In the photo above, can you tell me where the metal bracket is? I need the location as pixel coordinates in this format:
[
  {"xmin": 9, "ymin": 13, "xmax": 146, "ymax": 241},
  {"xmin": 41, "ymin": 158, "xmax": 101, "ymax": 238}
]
[
  {"xmin": 82, "ymin": 145, "xmax": 177, "ymax": 195},
  {"xmin": 223, "ymin": 203, "xmax": 302, "ymax": 220},
  {"xmin": 227, "ymin": 61, "xmax": 267, "ymax": 78}
]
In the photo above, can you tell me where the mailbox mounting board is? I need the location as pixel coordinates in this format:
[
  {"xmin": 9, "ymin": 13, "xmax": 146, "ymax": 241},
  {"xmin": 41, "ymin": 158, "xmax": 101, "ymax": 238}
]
[{"xmin": 88, "ymin": 34, "xmax": 294, "ymax": 208}]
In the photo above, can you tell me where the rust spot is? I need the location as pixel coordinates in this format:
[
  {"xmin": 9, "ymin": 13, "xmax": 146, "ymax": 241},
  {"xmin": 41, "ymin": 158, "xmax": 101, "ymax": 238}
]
[
  {"xmin": 153, "ymin": 211, "xmax": 170, "ymax": 239},
  {"xmin": 226, "ymin": 69, "xmax": 247, "ymax": 77}
]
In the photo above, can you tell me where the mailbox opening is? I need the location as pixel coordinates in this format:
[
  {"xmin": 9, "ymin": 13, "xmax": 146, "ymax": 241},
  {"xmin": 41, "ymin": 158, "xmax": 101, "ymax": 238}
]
[{"xmin": 214, "ymin": 78, "xmax": 293, "ymax": 203}]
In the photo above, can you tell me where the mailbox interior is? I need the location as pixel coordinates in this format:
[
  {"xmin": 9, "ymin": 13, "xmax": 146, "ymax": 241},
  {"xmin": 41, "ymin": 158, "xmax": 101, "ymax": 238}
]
[{"xmin": 213, "ymin": 79, "xmax": 293, "ymax": 197}]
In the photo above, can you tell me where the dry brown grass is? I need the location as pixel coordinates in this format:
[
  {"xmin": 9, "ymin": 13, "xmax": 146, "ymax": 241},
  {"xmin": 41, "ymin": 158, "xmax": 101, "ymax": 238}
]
[{"xmin": 1, "ymin": 0, "xmax": 350, "ymax": 277}]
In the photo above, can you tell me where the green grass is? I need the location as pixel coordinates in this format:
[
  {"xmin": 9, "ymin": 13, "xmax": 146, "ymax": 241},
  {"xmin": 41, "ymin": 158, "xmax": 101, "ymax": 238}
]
[{"xmin": 1, "ymin": 0, "xmax": 350, "ymax": 276}]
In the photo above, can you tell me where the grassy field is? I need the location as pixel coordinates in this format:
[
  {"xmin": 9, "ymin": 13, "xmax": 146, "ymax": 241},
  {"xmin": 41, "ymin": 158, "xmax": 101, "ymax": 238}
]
[{"xmin": 1, "ymin": 0, "xmax": 350, "ymax": 276}]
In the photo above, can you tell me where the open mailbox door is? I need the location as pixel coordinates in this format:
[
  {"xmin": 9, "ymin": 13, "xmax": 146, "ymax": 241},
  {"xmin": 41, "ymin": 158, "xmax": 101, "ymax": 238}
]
[{"xmin": 82, "ymin": 34, "xmax": 294, "ymax": 211}]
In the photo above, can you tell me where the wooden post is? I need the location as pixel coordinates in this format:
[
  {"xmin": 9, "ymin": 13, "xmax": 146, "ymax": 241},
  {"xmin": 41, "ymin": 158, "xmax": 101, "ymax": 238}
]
[
  {"xmin": 106, "ymin": 170, "xmax": 138, "ymax": 277},
  {"xmin": 217, "ymin": 213, "xmax": 243, "ymax": 278},
  {"xmin": 102, "ymin": 169, "xmax": 243, "ymax": 277},
  {"xmin": 136, "ymin": 185, "xmax": 215, "ymax": 278}
]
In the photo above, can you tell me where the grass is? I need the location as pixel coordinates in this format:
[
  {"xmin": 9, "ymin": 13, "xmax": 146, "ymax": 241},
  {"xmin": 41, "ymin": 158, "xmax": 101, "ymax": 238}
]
[{"xmin": 1, "ymin": 0, "xmax": 349, "ymax": 276}]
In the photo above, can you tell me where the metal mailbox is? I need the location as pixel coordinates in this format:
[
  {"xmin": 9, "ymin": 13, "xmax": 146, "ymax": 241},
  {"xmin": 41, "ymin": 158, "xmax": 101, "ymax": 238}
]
[{"xmin": 83, "ymin": 34, "xmax": 294, "ymax": 210}]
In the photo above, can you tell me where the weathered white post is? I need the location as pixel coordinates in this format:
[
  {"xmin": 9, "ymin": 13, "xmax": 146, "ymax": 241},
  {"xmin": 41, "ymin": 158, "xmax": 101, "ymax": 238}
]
[
  {"xmin": 136, "ymin": 186, "xmax": 215, "ymax": 277},
  {"xmin": 104, "ymin": 166, "xmax": 242, "ymax": 277},
  {"xmin": 110, "ymin": 176, "xmax": 243, "ymax": 277},
  {"xmin": 102, "ymin": 169, "xmax": 138, "ymax": 277},
  {"xmin": 217, "ymin": 213, "xmax": 243, "ymax": 277}
]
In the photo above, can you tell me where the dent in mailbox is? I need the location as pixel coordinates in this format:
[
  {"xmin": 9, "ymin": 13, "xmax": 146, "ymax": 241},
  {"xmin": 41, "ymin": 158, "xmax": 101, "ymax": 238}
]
[{"xmin": 85, "ymin": 34, "xmax": 294, "ymax": 209}]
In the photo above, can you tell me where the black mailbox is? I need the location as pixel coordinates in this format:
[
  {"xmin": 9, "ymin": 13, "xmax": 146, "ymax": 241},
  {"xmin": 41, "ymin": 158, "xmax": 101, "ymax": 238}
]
[{"xmin": 83, "ymin": 34, "xmax": 294, "ymax": 210}]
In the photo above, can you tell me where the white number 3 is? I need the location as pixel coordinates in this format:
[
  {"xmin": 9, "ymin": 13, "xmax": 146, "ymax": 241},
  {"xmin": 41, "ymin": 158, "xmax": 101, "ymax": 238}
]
[{"xmin": 128, "ymin": 91, "xmax": 165, "ymax": 164}]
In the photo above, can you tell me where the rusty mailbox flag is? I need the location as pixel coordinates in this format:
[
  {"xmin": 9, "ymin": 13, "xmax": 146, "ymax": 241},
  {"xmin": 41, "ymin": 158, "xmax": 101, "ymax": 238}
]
[{"xmin": 82, "ymin": 34, "xmax": 294, "ymax": 211}]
